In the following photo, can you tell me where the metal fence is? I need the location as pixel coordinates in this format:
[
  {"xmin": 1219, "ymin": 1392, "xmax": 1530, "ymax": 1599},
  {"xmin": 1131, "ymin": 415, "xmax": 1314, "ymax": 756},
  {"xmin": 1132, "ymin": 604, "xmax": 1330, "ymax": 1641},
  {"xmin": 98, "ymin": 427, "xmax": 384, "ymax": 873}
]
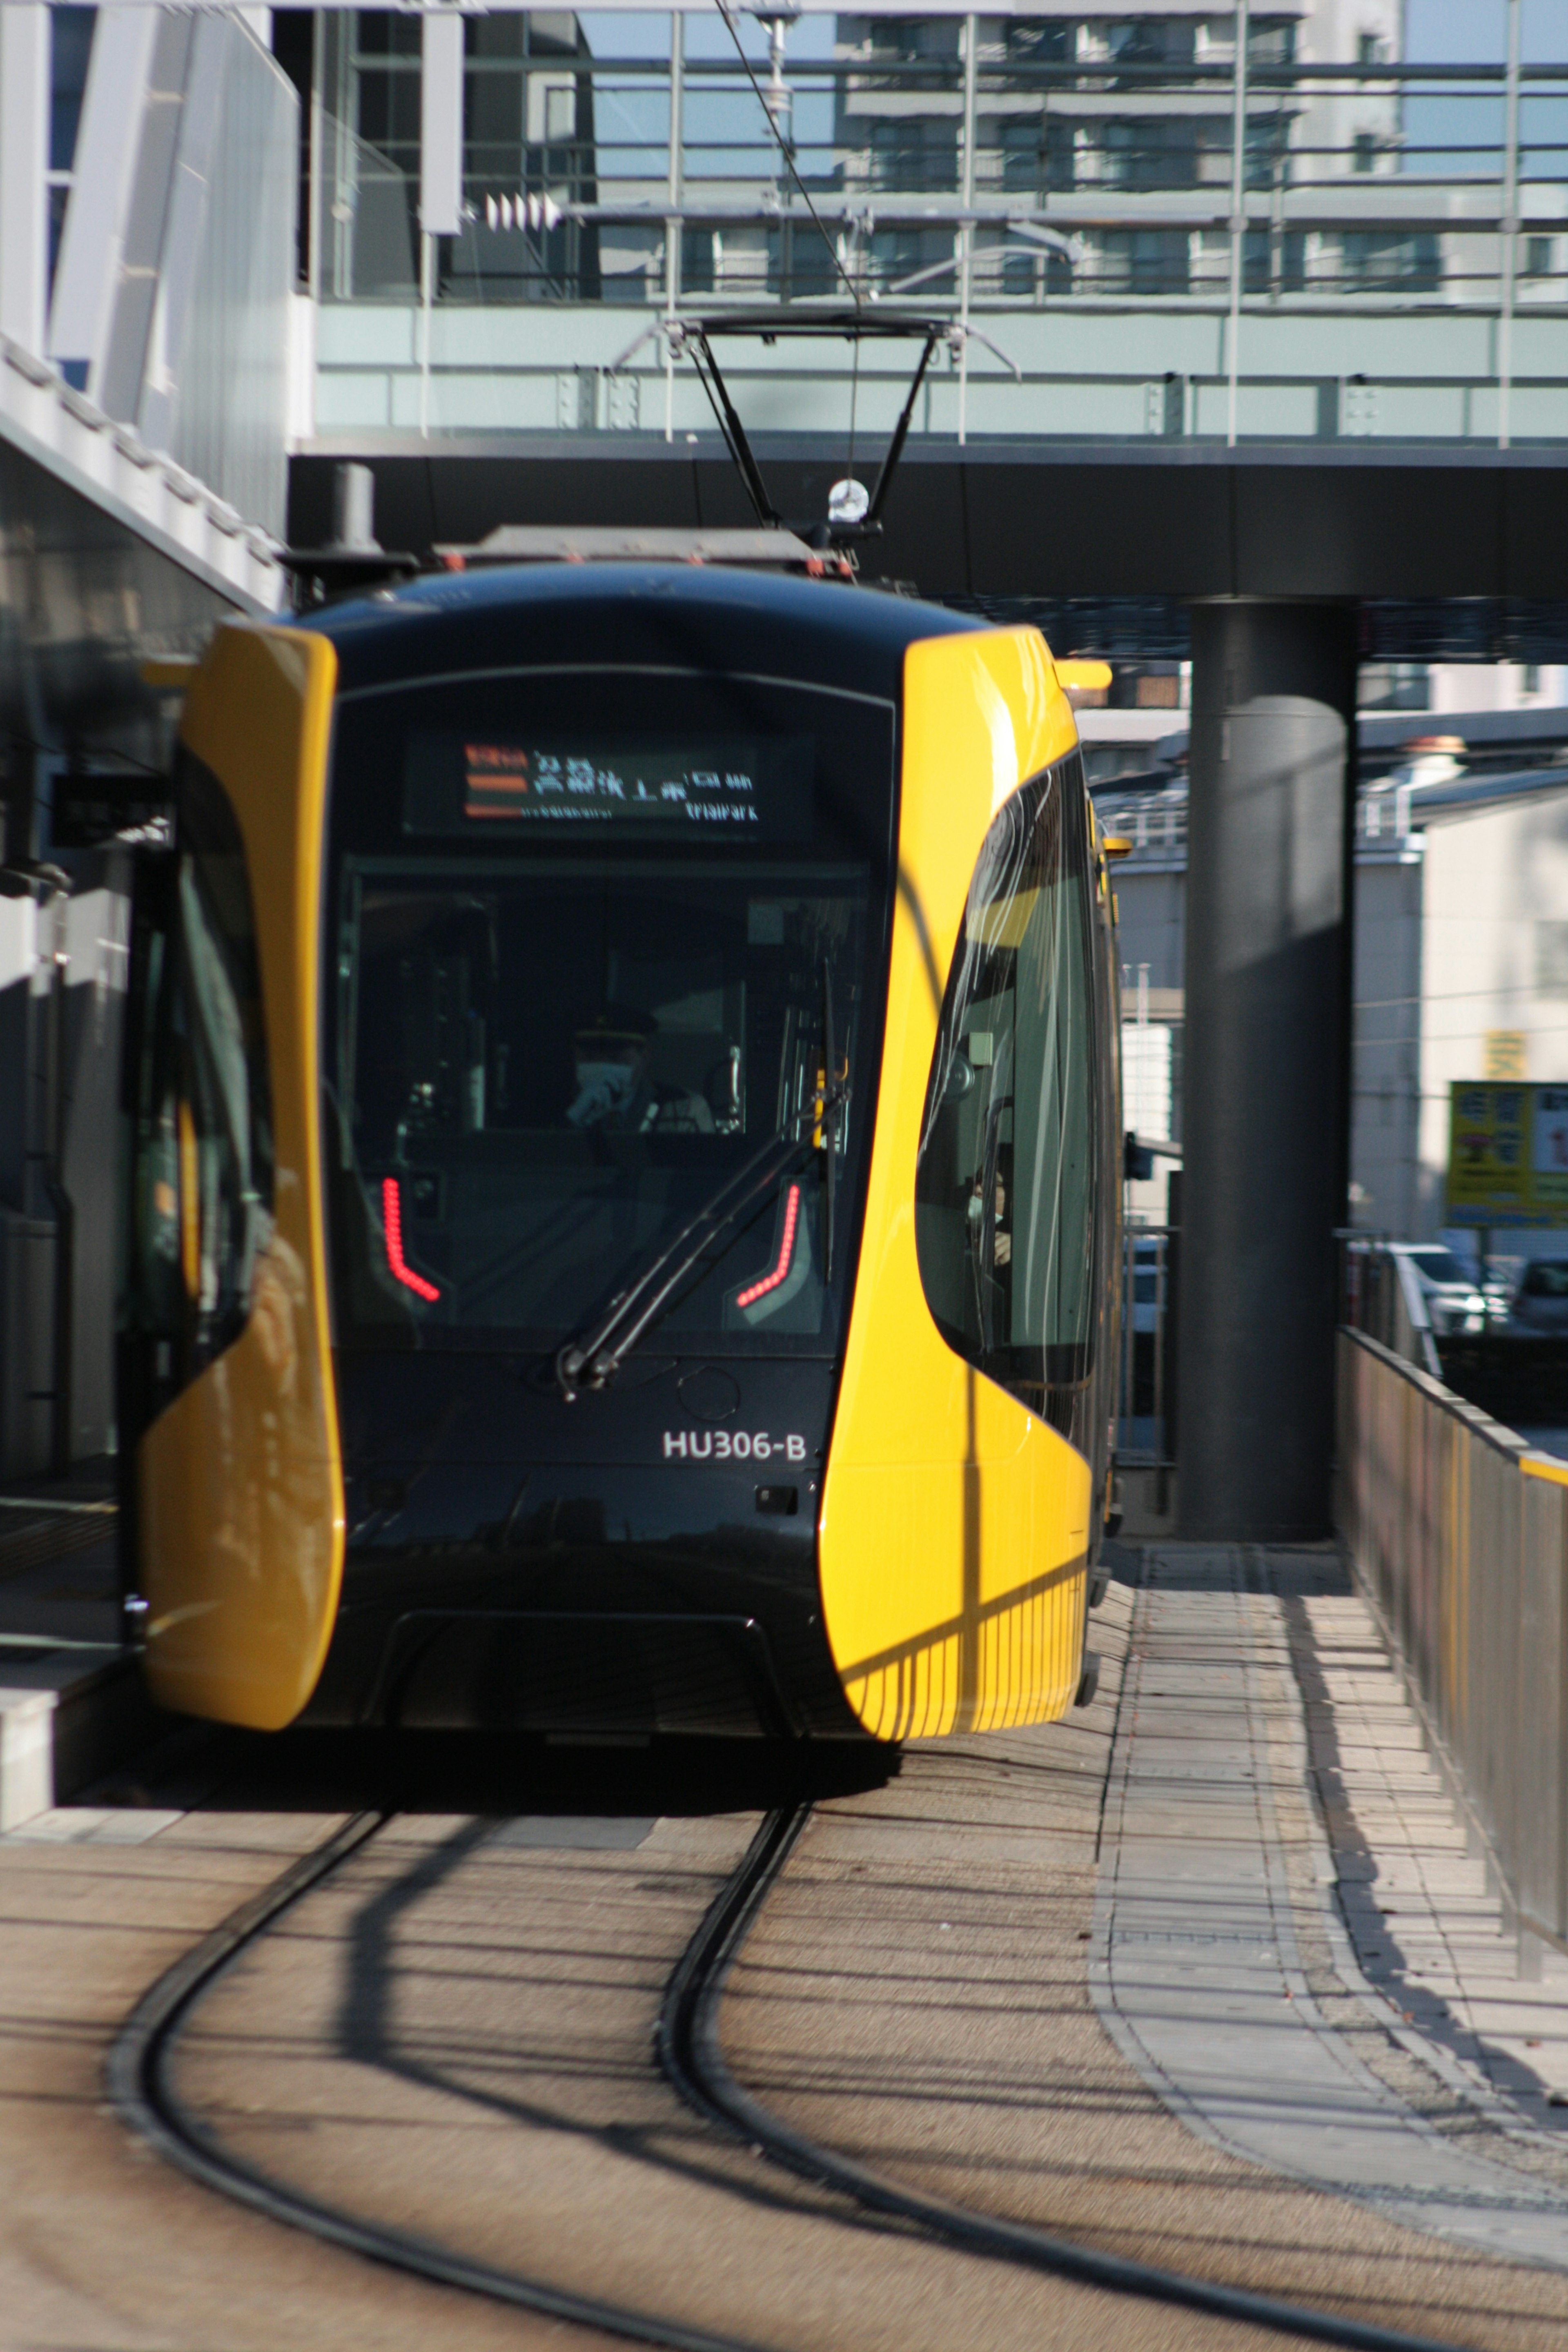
[{"xmin": 1336, "ymin": 1325, "xmax": 1568, "ymax": 1955}]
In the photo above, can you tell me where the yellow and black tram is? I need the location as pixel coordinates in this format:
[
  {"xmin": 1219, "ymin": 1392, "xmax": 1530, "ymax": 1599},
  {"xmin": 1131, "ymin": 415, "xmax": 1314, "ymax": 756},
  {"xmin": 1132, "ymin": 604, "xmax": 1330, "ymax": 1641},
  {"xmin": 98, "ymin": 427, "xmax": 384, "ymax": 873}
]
[{"xmin": 119, "ymin": 562, "xmax": 1123, "ymax": 1744}]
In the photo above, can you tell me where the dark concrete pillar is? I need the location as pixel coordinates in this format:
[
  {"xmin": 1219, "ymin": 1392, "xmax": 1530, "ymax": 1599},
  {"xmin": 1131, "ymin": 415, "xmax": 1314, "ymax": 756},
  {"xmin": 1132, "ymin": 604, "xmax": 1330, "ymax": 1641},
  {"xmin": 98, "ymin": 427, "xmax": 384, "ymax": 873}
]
[{"xmin": 1178, "ymin": 600, "xmax": 1358, "ymax": 1541}]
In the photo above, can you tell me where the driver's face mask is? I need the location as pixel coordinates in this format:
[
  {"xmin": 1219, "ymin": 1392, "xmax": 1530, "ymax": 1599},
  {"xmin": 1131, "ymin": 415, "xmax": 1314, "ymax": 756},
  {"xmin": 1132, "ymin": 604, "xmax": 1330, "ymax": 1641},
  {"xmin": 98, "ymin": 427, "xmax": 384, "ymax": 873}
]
[{"xmin": 567, "ymin": 1057, "xmax": 638, "ymax": 1127}]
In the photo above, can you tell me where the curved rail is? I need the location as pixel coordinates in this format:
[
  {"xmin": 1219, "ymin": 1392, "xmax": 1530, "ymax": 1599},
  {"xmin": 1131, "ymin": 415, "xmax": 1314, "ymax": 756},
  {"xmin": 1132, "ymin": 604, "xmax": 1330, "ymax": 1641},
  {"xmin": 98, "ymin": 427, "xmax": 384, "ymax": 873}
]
[
  {"xmin": 108, "ymin": 1808, "xmax": 768, "ymax": 2352},
  {"xmin": 658, "ymin": 1803, "xmax": 1481, "ymax": 2352},
  {"xmin": 111, "ymin": 1791, "xmax": 1491, "ymax": 2352}
]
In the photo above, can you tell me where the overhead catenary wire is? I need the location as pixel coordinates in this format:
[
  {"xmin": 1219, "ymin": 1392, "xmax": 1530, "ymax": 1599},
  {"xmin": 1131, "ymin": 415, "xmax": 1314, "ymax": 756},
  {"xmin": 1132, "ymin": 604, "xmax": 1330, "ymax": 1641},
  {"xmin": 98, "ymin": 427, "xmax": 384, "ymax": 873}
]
[{"xmin": 713, "ymin": 0, "xmax": 861, "ymax": 313}]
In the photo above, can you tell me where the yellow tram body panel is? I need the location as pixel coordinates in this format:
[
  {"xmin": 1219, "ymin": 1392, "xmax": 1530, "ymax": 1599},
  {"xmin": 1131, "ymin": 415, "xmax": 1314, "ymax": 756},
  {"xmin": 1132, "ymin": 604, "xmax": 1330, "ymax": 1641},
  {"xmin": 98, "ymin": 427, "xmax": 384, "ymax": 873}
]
[
  {"xmin": 138, "ymin": 626, "xmax": 346, "ymax": 1728},
  {"xmin": 818, "ymin": 627, "xmax": 1093, "ymax": 1740}
]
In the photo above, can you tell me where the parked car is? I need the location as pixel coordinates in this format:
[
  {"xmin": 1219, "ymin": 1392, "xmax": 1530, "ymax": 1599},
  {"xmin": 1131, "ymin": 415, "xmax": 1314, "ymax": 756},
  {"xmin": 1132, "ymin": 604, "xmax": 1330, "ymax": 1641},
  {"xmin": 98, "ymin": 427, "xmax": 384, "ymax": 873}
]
[
  {"xmin": 1389, "ymin": 1243, "xmax": 1489, "ymax": 1336},
  {"xmin": 1510, "ymin": 1258, "xmax": 1568, "ymax": 1334}
]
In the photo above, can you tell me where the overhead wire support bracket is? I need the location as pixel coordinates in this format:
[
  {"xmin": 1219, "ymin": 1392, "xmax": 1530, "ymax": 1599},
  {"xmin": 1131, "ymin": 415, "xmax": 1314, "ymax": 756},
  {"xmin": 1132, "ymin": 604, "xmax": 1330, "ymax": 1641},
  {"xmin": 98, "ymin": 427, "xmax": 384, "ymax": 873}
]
[
  {"xmin": 663, "ymin": 309, "xmax": 949, "ymax": 548},
  {"xmin": 677, "ymin": 323, "xmax": 784, "ymax": 528},
  {"xmin": 865, "ymin": 326, "xmax": 940, "ymax": 528}
]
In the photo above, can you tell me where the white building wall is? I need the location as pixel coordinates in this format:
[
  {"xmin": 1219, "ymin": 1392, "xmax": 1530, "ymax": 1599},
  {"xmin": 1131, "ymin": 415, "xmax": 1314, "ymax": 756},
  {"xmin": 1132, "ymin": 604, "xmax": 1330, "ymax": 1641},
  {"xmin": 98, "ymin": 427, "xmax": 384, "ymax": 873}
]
[
  {"xmin": 1430, "ymin": 665, "xmax": 1568, "ymax": 713},
  {"xmin": 1115, "ymin": 798, "xmax": 1568, "ymax": 1248},
  {"xmin": 1419, "ymin": 787, "xmax": 1568, "ymax": 1234},
  {"xmin": 1123, "ymin": 1021, "xmax": 1175, "ymax": 1140}
]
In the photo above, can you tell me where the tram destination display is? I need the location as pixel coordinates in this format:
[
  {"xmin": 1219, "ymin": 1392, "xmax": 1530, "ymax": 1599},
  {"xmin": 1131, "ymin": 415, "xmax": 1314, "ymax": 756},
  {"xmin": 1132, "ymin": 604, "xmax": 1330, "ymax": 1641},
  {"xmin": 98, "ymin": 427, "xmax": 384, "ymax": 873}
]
[{"xmin": 404, "ymin": 732, "xmax": 813, "ymax": 837}]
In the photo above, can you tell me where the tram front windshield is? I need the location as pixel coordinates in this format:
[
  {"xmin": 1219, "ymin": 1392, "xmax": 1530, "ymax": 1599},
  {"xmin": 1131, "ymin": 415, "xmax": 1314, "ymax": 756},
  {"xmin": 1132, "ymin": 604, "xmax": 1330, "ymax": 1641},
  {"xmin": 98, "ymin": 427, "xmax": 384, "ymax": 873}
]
[{"xmin": 324, "ymin": 668, "xmax": 894, "ymax": 1355}]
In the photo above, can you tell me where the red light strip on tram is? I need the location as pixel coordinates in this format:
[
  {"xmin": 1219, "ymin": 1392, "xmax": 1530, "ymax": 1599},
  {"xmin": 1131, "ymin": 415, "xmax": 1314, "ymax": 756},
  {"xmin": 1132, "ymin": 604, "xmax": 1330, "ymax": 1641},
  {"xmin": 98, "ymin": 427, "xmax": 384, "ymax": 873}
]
[
  {"xmin": 381, "ymin": 1178, "xmax": 441, "ymax": 1302},
  {"xmin": 735, "ymin": 1184, "xmax": 801, "ymax": 1310}
]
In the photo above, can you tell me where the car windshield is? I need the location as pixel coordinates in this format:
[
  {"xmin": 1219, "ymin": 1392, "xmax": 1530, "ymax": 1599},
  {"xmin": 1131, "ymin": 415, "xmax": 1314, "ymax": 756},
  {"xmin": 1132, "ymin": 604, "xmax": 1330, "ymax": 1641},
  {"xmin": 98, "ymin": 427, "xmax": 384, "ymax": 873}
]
[
  {"xmin": 1406, "ymin": 1248, "xmax": 1470, "ymax": 1285},
  {"xmin": 1523, "ymin": 1262, "xmax": 1568, "ymax": 1299},
  {"xmin": 323, "ymin": 666, "xmax": 894, "ymax": 1355}
]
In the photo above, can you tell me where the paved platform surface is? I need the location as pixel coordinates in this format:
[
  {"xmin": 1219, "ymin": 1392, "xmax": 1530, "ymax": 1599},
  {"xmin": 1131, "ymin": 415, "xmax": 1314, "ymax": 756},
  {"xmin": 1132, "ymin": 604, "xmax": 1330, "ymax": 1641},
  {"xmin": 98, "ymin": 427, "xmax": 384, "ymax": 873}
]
[
  {"xmin": 1295, "ymin": 1575, "xmax": 1568, "ymax": 2116},
  {"xmin": 1095, "ymin": 1549, "xmax": 1568, "ymax": 2269},
  {"xmin": 0, "ymin": 1472, "xmax": 155, "ymax": 1829},
  {"xmin": 13, "ymin": 1550, "xmax": 1568, "ymax": 2347},
  {"xmin": 727, "ymin": 1552, "xmax": 1568, "ymax": 2345}
]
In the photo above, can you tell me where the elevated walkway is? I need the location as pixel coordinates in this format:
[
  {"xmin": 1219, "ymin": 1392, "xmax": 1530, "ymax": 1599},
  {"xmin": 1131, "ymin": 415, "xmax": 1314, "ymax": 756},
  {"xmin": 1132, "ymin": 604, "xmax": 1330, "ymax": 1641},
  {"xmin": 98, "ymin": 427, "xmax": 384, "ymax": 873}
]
[{"xmin": 289, "ymin": 432, "xmax": 1568, "ymax": 626}]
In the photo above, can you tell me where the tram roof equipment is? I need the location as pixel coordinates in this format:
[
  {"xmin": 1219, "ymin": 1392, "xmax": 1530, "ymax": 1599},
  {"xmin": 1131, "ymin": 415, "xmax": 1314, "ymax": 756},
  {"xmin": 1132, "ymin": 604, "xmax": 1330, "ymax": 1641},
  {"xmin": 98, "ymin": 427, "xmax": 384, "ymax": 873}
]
[{"xmin": 285, "ymin": 310, "xmax": 953, "ymax": 606}]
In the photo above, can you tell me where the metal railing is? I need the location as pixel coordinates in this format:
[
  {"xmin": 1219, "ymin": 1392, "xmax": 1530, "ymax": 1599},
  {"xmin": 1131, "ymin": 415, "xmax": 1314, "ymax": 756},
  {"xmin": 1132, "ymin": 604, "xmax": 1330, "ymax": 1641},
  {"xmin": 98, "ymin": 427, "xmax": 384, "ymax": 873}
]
[
  {"xmin": 312, "ymin": 25, "xmax": 1568, "ymax": 315},
  {"xmin": 1340, "ymin": 1237, "xmax": 1443, "ymax": 1378},
  {"xmin": 304, "ymin": 12, "xmax": 1568, "ymax": 452},
  {"xmin": 1336, "ymin": 1326, "xmax": 1568, "ymax": 1956}
]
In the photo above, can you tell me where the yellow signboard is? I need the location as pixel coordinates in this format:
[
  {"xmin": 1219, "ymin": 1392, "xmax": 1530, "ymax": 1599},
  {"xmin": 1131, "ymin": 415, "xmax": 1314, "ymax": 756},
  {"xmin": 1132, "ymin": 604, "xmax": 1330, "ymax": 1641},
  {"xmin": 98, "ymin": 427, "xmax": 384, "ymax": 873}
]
[
  {"xmin": 1483, "ymin": 1029, "xmax": 1529, "ymax": 1080},
  {"xmin": 1447, "ymin": 1081, "xmax": 1568, "ymax": 1227}
]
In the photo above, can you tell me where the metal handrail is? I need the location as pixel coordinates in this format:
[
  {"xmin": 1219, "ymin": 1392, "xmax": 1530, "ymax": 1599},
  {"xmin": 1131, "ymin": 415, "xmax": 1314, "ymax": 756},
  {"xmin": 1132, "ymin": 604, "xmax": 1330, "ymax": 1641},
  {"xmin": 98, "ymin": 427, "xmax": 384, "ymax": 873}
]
[{"xmin": 1336, "ymin": 1325, "xmax": 1568, "ymax": 1958}]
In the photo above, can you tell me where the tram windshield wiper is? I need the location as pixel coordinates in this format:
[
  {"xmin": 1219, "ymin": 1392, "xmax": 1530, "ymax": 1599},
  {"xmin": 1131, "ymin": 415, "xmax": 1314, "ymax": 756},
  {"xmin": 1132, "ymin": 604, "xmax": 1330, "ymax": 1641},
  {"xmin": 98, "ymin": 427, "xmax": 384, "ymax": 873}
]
[
  {"xmin": 555, "ymin": 993, "xmax": 849, "ymax": 1400},
  {"xmin": 555, "ymin": 1127, "xmax": 809, "ymax": 1399}
]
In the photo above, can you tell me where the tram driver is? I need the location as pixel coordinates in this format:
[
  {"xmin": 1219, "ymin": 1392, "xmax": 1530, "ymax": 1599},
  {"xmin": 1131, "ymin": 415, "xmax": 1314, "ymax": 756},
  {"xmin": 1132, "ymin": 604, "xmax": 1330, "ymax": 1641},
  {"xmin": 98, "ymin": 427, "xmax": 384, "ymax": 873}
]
[{"xmin": 566, "ymin": 1007, "xmax": 715, "ymax": 1135}]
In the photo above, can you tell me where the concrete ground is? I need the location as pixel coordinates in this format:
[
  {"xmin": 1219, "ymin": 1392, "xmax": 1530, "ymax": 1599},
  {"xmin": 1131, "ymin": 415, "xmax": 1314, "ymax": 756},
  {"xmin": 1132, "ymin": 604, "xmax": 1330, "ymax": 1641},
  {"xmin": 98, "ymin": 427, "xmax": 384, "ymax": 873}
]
[
  {"xmin": 0, "ymin": 1462, "xmax": 119, "ymax": 1649},
  {"xmin": 722, "ymin": 1554, "xmax": 1568, "ymax": 2348},
  {"xmin": 5, "ymin": 1548, "xmax": 1568, "ymax": 2348}
]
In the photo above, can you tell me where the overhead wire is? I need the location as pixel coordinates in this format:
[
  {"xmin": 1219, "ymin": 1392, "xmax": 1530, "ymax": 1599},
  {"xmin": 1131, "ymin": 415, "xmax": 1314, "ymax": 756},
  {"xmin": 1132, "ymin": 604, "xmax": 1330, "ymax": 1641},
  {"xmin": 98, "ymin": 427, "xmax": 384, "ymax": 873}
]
[{"xmin": 713, "ymin": 0, "xmax": 861, "ymax": 311}]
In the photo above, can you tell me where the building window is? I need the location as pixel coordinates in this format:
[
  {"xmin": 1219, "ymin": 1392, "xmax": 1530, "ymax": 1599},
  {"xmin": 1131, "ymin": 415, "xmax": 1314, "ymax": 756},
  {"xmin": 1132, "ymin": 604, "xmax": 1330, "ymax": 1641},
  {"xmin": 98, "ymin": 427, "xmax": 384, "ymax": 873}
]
[
  {"xmin": 1248, "ymin": 18, "xmax": 1297, "ymax": 67},
  {"xmin": 999, "ymin": 118, "xmax": 1040, "ymax": 194},
  {"xmin": 47, "ymin": 6, "xmax": 96, "ymax": 301},
  {"xmin": 1341, "ymin": 231, "xmax": 1441, "ymax": 295},
  {"xmin": 867, "ymin": 223, "xmax": 953, "ymax": 296},
  {"xmin": 1353, "ymin": 132, "xmax": 1378, "ymax": 174},
  {"xmin": 1107, "ymin": 20, "xmax": 1197, "ymax": 71},
  {"xmin": 1100, "ymin": 118, "xmax": 1200, "ymax": 194},
  {"xmin": 866, "ymin": 16, "xmax": 961, "ymax": 65},
  {"xmin": 994, "ymin": 116, "xmax": 1074, "ymax": 197},
  {"xmin": 1101, "ymin": 228, "xmax": 1192, "ymax": 297},
  {"xmin": 681, "ymin": 225, "xmax": 716, "ymax": 297},
  {"xmin": 868, "ymin": 116, "xmax": 959, "ymax": 194},
  {"xmin": 1000, "ymin": 20, "xmax": 1072, "ymax": 67}
]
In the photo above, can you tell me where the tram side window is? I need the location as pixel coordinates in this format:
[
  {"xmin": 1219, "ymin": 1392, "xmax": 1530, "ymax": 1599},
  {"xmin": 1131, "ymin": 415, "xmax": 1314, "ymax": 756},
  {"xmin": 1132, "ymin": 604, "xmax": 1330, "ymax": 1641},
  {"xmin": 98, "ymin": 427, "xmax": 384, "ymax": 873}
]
[
  {"xmin": 914, "ymin": 752, "xmax": 1098, "ymax": 1403},
  {"xmin": 127, "ymin": 755, "xmax": 274, "ymax": 1367}
]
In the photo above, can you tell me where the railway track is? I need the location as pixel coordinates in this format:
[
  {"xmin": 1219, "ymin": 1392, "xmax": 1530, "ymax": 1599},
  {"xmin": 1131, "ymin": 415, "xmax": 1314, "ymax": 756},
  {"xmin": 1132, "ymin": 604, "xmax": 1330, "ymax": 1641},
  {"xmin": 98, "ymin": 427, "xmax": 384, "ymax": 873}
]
[{"xmin": 107, "ymin": 1792, "xmax": 1492, "ymax": 2352}]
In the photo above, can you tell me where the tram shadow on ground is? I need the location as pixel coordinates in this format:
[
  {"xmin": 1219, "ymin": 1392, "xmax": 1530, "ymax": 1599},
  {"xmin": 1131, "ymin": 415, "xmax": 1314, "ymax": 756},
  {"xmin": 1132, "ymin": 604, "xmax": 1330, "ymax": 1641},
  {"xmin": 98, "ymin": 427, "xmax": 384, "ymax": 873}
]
[{"xmin": 91, "ymin": 1716, "xmax": 902, "ymax": 1822}]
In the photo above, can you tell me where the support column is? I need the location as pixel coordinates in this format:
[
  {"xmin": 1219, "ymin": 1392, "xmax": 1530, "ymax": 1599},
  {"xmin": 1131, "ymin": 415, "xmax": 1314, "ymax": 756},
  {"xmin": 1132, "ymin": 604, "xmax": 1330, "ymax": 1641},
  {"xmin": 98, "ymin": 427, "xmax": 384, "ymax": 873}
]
[{"xmin": 1178, "ymin": 600, "xmax": 1358, "ymax": 1541}]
